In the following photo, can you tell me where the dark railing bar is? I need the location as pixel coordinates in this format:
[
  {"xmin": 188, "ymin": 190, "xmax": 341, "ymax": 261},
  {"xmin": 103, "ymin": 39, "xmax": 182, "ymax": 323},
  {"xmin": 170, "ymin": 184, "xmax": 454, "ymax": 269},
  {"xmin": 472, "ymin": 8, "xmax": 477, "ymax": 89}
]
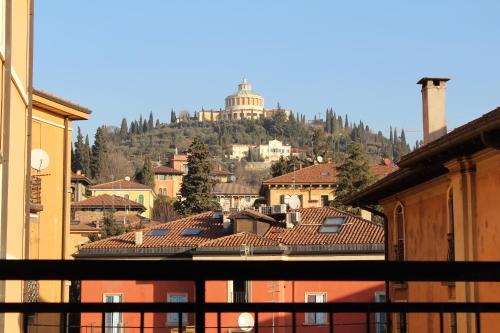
[
  {"xmin": 22, "ymin": 313, "xmax": 28, "ymax": 333},
  {"xmin": 439, "ymin": 312, "xmax": 443, "ymax": 333},
  {"xmin": 140, "ymin": 311, "xmax": 144, "ymax": 333},
  {"xmin": 3, "ymin": 302, "xmax": 500, "ymax": 313},
  {"xmin": 329, "ymin": 311, "xmax": 334, "ymax": 333},
  {"xmin": 101, "ymin": 311, "xmax": 105, "ymax": 333},
  {"xmin": 62, "ymin": 312, "xmax": 67, "ymax": 333},
  {"xmin": 217, "ymin": 311, "xmax": 221, "ymax": 333},
  {"xmin": 292, "ymin": 310, "xmax": 296, "ymax": 333},
  {"xmin": 2, "ymin": 260, "xmax": 500, "ymax": 281},
  {"xmin": 178, "ymin": 311, "xmax": 182, "ymax": 333},
  {"xmin": 254, "ymin": 311, "xmax": 259, "ymax": 333},
  {"xmin": 195, "ymin": 280, "xmax": 205, "ymax": 333},
  {"xmin": 366, "ymin": 312, "xmax": 370, "ymax": 333},
  {"xmin": 476, "ymin": 311, "xmax": 481, "ymax": 333}
]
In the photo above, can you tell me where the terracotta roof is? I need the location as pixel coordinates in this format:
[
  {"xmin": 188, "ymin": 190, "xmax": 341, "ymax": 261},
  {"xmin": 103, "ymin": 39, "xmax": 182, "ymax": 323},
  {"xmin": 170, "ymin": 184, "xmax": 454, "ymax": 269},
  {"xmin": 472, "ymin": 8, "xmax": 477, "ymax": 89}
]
[
  {"xmin": 72, "ymin": 194, "xmax": 145, "ymax": 211},
  {"xmin": 79, "ymin": 212, "xmax": 228, "ymax": 250},
  {"xmin": 198, "ymin": 232, "xmax": 279, "ymax": 248},
  {"xmin": 266, "ymin": 207, "xmax": 384, "ymax": 246},
  {"xmin": 154, "ymin": 166, "xmax": 184, "ymax": 175},
  {"xmin": 77, "ymin": 207, "xmax": 383, "ymax": 255},
  {"xmin": 229, "ymin": 209, "xmax": 276, "ymax": 223},
  {"xmin": 214, "ymin": 183, "xmax": 259, "ymax": 195},
  {"xmin": 90, "ymin": 179, "xmax": 152, "ymax": 190},
  {"xmin": 369, "ymin": 163, "xmax": 399, "ymax": 179},
  {"xmin": 263, "ymin": 163, "xmax": 338, "ymax": 185}
]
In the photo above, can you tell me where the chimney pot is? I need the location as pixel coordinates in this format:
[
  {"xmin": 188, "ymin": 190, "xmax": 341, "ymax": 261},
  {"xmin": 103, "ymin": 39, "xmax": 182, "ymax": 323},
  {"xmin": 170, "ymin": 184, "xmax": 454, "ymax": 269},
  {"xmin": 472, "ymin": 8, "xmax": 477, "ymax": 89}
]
[
  {"xmin": 135, "ymin": 231, "xmax": 143, "ymax": 246},
  {"xmin": 417, "ymin": 77, "xmax": 450, "ymax": 144}
]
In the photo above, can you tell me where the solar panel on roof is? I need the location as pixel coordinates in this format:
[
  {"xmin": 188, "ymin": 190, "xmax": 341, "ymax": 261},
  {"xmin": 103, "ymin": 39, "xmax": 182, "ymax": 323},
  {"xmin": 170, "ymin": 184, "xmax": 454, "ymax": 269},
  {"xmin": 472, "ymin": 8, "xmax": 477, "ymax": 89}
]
[
  {"xmin": 149, "ymin": 229, "xmax": 168, "ymax": 236},
  {"xmin": 181, "ymin": 228, "xmax": 202, "ymax": 236}
]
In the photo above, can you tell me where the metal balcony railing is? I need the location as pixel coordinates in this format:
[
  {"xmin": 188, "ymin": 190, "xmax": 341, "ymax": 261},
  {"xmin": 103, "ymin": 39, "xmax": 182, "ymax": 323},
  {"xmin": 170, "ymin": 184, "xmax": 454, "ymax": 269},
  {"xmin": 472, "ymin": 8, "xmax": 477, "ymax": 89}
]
[{"xmin": 0, "ymin": 260, "xmax": 500, "ymax": 333}]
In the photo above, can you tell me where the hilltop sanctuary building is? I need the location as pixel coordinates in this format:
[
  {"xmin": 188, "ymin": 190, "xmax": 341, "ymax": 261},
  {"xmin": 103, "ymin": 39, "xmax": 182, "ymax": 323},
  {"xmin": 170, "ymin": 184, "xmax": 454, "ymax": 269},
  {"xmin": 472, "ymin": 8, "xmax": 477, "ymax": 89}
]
[{"xmin": 197, "ymin": 79, "xmax": 290, "ymax": 122}]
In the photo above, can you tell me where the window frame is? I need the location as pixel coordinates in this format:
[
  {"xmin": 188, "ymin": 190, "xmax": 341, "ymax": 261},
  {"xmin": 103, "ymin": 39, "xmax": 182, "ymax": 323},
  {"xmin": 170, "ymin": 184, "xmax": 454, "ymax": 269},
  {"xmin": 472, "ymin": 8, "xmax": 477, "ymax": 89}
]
[
  {"xmin": 304, "ymin": 292, "xmax": 327, "ymax": 325},
  {"xmin": 166, "ymin": 292, "xmax": 188, "ymax": 326},
  {"xmin": 102, "ymin": 293, "xmax": 123, "ymax": 333}
]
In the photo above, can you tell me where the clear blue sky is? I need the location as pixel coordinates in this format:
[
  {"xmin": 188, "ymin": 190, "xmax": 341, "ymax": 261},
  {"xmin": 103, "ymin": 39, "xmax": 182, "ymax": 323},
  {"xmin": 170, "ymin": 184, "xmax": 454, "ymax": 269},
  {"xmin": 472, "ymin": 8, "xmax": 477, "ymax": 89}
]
[{"xmin": 34, "ymin": 1, "xmax": 500, "ymax": 145}]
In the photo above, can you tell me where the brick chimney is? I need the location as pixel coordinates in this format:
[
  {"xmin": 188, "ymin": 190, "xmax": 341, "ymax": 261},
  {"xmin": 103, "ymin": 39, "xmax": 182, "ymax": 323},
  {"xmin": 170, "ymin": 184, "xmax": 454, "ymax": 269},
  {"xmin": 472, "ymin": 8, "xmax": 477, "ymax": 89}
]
[{"xmin": 417, "ymin": 77, "xmax": 450, "ymax": 144}]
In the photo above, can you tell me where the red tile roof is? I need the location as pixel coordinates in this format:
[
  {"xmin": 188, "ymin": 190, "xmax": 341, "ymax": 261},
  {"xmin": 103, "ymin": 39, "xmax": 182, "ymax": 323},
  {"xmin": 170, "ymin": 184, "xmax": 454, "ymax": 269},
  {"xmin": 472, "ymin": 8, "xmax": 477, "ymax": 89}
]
[
  {"xmin": 77, "ymin": 207, "xmax": 383, "ymax": 254},
  {"xmin": 90, "ymin": 179, "xmax": 152, "ymax": 190},
  {"xmin": 72, "ymin": 194, "xmax": 145, "ymax": 211},
  {"xmin": 154, "ymin": 166, "xmax": 184, "ymax": 175},
  {"xmin": 263, "ymin": 162, "xmax": 397, "ymax": 185},
  {"xmin": 198, "ymin": 232, "xmax": 279, "ymax": 248},
  {"xmin": 266, "ymin": 207, "xmax": 384, "ymax": 245},
  {"xmin": 229, "ymin": 209, "xmax": 276, "ymax": 223},
  {"xmin": 70, "ymin": 212, "xmax": 145, "ymax": 232}
]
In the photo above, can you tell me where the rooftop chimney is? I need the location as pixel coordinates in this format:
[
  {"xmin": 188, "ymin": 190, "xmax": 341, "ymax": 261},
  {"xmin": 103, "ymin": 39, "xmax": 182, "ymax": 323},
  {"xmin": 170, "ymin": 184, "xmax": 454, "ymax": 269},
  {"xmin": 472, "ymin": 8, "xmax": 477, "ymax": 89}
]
[
  {"xmin": 417, "ymin": 77, "xmax": 450, "ymax": 144},
  {"xmin": 135, "ymin": 231, "xmax": 143, "ymax": 246}
]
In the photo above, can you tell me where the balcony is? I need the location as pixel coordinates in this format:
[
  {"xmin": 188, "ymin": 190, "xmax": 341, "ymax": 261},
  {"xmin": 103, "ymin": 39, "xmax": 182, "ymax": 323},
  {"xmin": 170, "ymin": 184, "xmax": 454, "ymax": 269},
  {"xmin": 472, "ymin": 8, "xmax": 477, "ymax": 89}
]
[{"xmin": 0, "ymin": 260, "xmax": 500, "ymax": 333}]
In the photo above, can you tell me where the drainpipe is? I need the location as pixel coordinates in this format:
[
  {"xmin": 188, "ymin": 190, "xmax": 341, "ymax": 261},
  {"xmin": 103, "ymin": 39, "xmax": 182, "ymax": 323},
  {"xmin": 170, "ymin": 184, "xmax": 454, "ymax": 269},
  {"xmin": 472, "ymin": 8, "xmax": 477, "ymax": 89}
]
[
  {"xmin": 24, "ymin": 0, "xmax": 35, "ymax": 260},
  {"xmin": 359, "ymin": 205, "xmax": 391, "ymax": 331}
]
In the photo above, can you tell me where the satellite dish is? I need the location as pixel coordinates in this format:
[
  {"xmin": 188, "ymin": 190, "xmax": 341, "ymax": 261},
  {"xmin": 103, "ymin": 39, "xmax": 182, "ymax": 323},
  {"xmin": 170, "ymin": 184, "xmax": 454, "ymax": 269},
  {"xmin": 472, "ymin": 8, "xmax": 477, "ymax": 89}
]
[
  {"xmin": 238, "ymin": 312, "xmax": 255, "ymax": 332},
  {"xmin": 317, "ymin": 155, "xmax": 324, "ymax": 163},
  {"xmin": 125, "ymin": 176, "xmax": 131, "ymax": 181},
  {"xmin": 31, "ymin": 149, "xmax": 50, "ymax": 171},
  {"xmin": 283, "ymin": 195, "xmax": 291, "ymax": 205},
  {"xmin": 230, "ymin": 175, "xmax": 236, "ymax": 182},
  {"xmin": 288, "ymin": 195, "xmax": 301, "ymax": 210}
]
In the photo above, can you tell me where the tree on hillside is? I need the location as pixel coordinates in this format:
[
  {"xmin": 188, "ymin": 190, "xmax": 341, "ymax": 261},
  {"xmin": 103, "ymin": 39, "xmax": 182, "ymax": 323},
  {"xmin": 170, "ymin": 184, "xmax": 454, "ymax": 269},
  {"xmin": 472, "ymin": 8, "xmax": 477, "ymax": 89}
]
[
  {"xmin": 119, "ymin": 118, "xmax": 128, "ymax": 140},
  {"xmin": 90, "ymin": 126, "xmax": 110, "ymax": 181},
  {"xmin": 333, "ymin": 141, "xmax": 374, "ymax": 211},
  {"xmin": 153, "ymin": 194, "xmax": 178, "ymax": 222},
  {"xmin": 174, "ymin": 137, "xmax": 219, "ymax": 215},
  {"xmin": 135, "ymin": 157, "xmax": 155, "ymax": 188},
  {"xmin": 83, "ymin": 135, "xmax": 91, "ymax": 176},
  {"xmin": 72, "ymin": 127, "xmax": 85, "ymax": 173},
  {"xmin": 148, "ymin": 111, "xmax": 154, "ymax": 131},
  {"xmin": 170, "ymin": 109, "xmax": 177, "ymax": 124}
]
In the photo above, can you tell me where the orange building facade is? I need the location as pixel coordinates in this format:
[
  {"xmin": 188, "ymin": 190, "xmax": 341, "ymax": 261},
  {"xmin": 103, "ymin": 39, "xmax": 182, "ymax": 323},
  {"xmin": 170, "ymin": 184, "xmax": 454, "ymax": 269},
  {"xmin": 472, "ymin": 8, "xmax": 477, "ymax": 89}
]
[
  {"xmin": 76, "ymin": 207, "xmax": 386, "ymax": 332},
  {"xmin": 345, "ymin": 78, "xmax": 500, "ymax": 333}
]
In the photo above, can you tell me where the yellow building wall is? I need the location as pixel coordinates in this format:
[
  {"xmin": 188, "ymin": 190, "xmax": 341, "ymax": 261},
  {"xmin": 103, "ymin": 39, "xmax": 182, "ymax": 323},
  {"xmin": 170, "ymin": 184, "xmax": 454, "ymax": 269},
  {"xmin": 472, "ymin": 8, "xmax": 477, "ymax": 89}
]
[
  {"xmin": 154, "ymin": 174, "xmax": 183, "ymax": 198},
  {"xmin": 0, "ymin": 1, "xmax": 32, "ymax": 332},
  {"xmin": 267, "ymin": 186, "xmax": 334, "ymax": 208},
  {"xmin": 68, "ymin": 231, "xmax": 96, "ymax": 254},
  {"xmin": 90, "ymin": 189, "xmax": 155, "ymax": 218}
]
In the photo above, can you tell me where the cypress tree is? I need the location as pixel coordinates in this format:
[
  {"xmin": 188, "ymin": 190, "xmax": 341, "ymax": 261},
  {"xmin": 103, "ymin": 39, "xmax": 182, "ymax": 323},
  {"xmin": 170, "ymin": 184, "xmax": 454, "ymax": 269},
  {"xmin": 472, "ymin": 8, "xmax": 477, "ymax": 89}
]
[
  {"xmin": 135, "ymin": 157, "xmax": 155, "ymax": 188},
  {"xmin": 138, "ymin": 115, "xmax": 143, "ymax": 134},
  {"xmin": 333, "ymin": 141, "xmax": 374, "ymax": 206},
  {"xmin": 155, "ymin": 119, "xmax": 160, "ymax": 128},
  {"xmin": 83, "ymin": 135, "xmax": 91, "ymax": 177},
  {"xmin": 119, "ymin": 118, "xmax": 128, "ymax": 140},
  {"xmin": 170, "ymin": 109, "xmax": 177, "ymax": 124},
  {"xmin": 72, "ymin": 127, "xmax": 85, "ymax": 172},
  {"xmin": 174, "ymin": 137, "xmax": 219, "ymax": 215},
  {"xmin": 90, "ymin": 127, "xmax": 109, "ymax": 181},
  {"xmin": 344, "ymin": 114, "xmax": 349, "ymax": 128},
  {"xmin": 148, "ymin": 111, "xmax": 154, "ymax": 131},
  {"xmin": 142, "ymin": 119, "xmax": 148, "ymax": 133}
]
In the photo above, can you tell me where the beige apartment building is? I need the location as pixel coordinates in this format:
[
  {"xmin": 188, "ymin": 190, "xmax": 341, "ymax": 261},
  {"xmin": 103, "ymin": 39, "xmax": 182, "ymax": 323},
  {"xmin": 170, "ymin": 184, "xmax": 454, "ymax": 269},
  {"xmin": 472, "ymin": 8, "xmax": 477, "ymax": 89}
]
[{"xmin": 0, "ymin": 1, "xmax": 34, "ymax": 332}]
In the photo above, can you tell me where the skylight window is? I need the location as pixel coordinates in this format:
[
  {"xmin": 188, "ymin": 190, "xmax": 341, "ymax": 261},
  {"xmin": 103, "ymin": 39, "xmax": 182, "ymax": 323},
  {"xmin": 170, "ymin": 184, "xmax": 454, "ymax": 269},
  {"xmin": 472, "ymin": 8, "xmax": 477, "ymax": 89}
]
[
  {"xmin": 181, "ymin": 228, "xmax": 202, "ymax": 236},
  {"xmin": 320, "ymin": 171, "xmax": 330, "ymax": 176},
  {"xmin": 319, "ymin": 216, "xmax": 345, "ymax": 233},
  {"xmin": 149, "ymin": 229, "xmax": 168, "ymax": 236}
]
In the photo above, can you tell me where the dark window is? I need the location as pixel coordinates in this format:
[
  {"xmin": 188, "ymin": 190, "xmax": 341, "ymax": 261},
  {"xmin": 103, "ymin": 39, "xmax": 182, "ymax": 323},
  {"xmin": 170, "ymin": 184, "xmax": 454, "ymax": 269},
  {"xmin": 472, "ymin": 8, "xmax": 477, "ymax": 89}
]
[
  {"xmin": 321, "ymin": 195, "xmax": 329, "ymax": 207},
  {"xmin": 232, "ymin": 280, "xmax": 249, "ymax": 303}
]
